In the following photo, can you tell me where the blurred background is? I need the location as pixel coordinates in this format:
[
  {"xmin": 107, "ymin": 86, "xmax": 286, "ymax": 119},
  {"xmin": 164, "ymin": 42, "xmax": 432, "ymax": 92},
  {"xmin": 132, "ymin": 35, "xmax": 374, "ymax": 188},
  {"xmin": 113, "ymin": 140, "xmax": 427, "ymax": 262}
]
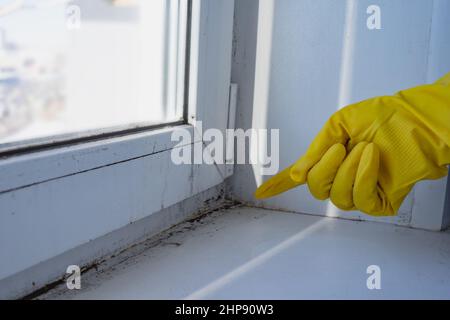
[{"xmin": 0, "ymin": 0, "xmax": 186, "ymax": 147}]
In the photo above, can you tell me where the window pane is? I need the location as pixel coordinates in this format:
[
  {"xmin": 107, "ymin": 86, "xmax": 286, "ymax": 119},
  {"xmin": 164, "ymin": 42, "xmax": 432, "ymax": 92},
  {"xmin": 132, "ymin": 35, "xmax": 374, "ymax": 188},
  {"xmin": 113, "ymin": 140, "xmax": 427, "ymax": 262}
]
[{"xmin": 0, "ymin": 0, "xmax": 187, "ymax": 149}]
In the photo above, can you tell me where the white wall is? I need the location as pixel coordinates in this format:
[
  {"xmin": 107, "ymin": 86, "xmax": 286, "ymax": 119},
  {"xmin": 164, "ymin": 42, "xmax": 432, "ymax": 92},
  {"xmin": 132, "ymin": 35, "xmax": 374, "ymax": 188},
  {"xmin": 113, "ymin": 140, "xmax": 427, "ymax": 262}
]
[
  {"xmin": 411, "ymin": 0, "xmax": 450, "ymax": 230},
  {"xmin": 230, "ymin": 0, "xmax": 450, "ymax": 229}
]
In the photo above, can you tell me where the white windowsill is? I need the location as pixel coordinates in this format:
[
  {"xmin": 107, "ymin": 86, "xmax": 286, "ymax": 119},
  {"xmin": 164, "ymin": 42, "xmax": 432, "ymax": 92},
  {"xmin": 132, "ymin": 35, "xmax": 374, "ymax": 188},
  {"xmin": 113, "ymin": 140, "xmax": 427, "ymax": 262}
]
[{"xmin": 37, "ymin": 206, "xmax": 450, "ymax": 300}]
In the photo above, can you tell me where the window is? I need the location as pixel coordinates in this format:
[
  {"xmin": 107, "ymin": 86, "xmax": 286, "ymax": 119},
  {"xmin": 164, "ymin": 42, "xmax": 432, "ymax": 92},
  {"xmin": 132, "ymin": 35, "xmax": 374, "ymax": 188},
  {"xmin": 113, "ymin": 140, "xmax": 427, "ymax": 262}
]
[
  {"xmin": 0, "ymin": 0, "xmax": 235, "ymax": 290},
  {"xmin": 0, "ymin": 0, "xmax": 190, "ymax": 153}
]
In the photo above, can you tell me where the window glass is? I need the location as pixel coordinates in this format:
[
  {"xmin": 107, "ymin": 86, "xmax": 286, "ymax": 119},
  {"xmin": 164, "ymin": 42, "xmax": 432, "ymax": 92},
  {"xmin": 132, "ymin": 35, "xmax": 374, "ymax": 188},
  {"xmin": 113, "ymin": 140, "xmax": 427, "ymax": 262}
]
[{"xmin": 0, "ymin": 0, "xmax": 188, "ymax": 149}]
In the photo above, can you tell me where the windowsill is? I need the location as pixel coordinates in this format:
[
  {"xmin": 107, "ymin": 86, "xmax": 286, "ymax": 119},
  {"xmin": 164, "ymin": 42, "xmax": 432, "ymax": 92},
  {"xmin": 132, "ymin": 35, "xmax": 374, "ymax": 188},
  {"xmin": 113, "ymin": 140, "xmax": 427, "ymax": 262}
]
[{"xmin": 36, "ymin": 206, "xmax": 450, "ymax": 300}]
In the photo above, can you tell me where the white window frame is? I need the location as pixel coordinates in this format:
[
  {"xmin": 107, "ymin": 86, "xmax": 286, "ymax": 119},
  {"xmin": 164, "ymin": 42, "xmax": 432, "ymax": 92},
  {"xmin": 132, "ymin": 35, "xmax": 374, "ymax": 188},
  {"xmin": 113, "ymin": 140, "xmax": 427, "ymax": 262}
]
[{"xmin": 0, "ymin": 0, "xmax": 235, "ymax": 281}]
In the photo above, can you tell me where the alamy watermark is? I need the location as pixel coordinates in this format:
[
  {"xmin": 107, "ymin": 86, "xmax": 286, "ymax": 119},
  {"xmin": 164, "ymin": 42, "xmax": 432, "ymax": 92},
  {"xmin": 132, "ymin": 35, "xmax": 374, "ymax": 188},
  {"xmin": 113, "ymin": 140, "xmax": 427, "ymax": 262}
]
[
  {"xmin": 366, "ymin": 265, "xmax": 381, "ymax": 290},
  {"xmin": 66, "ymin": 265, "xmax": 81, "ymax": 290},
  {"xmin": 367, "ymin": 5, "xmax": 381, "ymax": 30},
  {"xmin": 66, "ymin": 4, "xmax": 81, "ymax": 30},
  {"xmin": 171, "ymin": 121, "xmax": 280, "ymax": 175}
]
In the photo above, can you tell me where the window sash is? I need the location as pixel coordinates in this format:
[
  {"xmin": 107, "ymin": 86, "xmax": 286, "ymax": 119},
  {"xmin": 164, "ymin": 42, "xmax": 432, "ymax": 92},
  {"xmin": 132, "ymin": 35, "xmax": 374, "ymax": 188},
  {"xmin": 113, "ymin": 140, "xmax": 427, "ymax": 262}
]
[{"xmin": 0, "ymin": 0, "xmax": 192, "ymax": 156}]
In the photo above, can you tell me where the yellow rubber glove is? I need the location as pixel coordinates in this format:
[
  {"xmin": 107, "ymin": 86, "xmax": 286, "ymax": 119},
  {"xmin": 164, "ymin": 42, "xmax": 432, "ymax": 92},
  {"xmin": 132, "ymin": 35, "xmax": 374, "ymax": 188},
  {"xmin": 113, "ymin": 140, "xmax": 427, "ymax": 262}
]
[{"xmin": 255, "ymin": 72, "xmax": 450, "ymax": 216}]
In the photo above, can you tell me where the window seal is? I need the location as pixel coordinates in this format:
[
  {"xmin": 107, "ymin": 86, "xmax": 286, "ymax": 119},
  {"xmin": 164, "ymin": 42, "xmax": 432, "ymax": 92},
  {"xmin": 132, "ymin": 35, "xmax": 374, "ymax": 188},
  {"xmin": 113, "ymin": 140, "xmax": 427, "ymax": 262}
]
[{"xmin": 0, "ymin": 120, "xmax": 186, "ymax": 159}]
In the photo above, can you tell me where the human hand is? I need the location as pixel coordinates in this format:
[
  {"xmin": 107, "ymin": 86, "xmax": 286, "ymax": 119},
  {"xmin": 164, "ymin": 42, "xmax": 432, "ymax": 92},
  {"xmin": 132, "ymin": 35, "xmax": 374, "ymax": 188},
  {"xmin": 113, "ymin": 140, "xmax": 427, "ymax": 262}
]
[{"xmin": 255, "ymin": 73, "xmax": 450, "ymax": 216}]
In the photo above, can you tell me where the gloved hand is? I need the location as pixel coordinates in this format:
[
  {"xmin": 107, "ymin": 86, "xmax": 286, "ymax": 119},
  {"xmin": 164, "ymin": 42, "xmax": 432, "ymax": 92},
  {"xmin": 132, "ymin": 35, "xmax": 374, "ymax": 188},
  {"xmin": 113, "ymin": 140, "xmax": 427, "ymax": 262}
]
[{"xmin": 255, "ymin": 72, "xmax": 450, "ymax": 216}]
